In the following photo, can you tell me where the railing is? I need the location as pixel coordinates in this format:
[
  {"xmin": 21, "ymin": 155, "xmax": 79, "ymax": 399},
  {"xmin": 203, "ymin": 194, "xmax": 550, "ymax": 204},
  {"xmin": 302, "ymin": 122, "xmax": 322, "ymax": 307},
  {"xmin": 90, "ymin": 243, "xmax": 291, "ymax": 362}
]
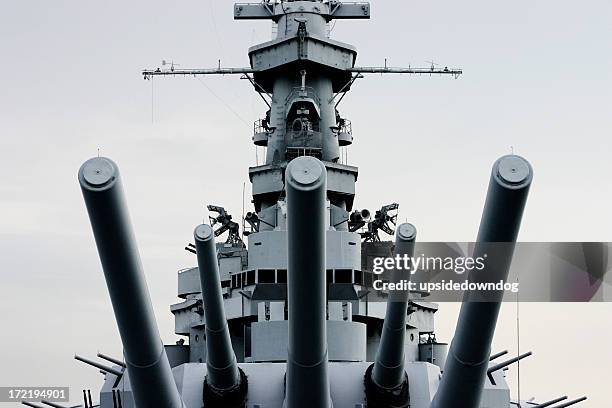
[
  {"xmin": 254, "ymin": 118, "xmax": 269, "ymax": 135},
  {"xmin": 226, "ymin": 267, "xmax": 388, "ymax": 291},
  {"xmin": 286, "ymin": 146, "xmax": 323, "ymax": 161},
  {"xmin": 338, "ymin": 119, "xmax": 352, "ymax": 135}
]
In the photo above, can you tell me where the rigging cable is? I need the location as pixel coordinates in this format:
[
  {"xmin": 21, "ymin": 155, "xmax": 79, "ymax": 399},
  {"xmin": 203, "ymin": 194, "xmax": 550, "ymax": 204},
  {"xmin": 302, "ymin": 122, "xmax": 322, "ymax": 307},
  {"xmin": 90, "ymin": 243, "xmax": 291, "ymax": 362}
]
[
  {"xmin": 280, "ymin": 0, "xmax": 288, "ymax": 36},
  {"xmin": 329, "ymin": 20, "xmax": 337, "ymax": 37},
  {"xmin": 195, "ymin": 76, "xmax": 251, "ymax": 128},
  {"xmin": 516, "ymin": 271, "xmax": 521, "ymax": 406},
  {"xmin": 151, "ymin": 76, "xmax": 154, "ymax": 123},
  {"xmin": 208, "ymin": 0, "xmax": 223, "ymax": 59}
]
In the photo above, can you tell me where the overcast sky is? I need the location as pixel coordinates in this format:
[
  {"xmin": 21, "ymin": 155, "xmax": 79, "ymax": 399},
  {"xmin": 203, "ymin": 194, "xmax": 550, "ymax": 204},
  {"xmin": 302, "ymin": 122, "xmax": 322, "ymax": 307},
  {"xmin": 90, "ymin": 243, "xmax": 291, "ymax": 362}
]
[{"xmin": 1, "ymin": 1, "xmax": 611, "ymax": 407}]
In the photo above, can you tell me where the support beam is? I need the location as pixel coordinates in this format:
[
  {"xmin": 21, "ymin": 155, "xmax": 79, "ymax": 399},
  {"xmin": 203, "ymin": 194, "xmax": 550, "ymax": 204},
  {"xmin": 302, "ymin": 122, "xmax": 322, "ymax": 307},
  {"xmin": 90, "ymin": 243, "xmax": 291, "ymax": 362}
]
[
  {"xmin": 143, "ymin": 67, "xmax": 256, "ymax": 79},
  {"xmin": 349, "ymin": 66, "xmax": 462, "ymax": 77}
]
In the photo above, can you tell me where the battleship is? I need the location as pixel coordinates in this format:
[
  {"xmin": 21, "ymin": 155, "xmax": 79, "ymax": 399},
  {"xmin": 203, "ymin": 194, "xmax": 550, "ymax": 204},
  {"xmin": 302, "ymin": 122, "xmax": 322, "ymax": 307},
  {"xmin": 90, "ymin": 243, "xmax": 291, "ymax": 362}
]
[{"xmin": 22, "ymin": 1, "xmax": 587, "ymax": 408}]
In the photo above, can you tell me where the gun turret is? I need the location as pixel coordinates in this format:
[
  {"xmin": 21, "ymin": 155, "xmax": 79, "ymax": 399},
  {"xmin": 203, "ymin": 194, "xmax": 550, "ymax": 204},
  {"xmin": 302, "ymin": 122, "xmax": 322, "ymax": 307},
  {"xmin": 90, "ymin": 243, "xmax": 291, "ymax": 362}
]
[
  {"xmin": 78, "ymin": 157, "xmax": 184, "ymax": 408},
  {"xmin": 194, "ymin": 223, "xmax": 248, "ymax": 407},
  {"xmin": 431, "ymin": 155, "xmax": 533, "ymax": 408},
  {"xmin": 365, "ymin": 223, "xmax": 416, "ymax": 408},
  {"xmin": 285, "ymin": 156, "xmax": 331, "ymax": 408}
]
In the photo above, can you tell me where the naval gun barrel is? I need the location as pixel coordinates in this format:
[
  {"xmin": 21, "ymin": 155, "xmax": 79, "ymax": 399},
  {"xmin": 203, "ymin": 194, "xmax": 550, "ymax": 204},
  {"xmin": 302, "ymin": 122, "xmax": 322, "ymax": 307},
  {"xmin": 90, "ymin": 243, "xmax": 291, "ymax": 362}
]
[
  {"xmin": 78, "ymin": 157, "xmax": 183, "ymax": 408},
  {"xmin": 487, "ymin": 351, "xmax": 532, "ymax": 375},
  {"xmin": 39, "ymin": 401, "xmax": 69, "ymax": 408},
  {"xmin": 194, "ymin": 223, "xmax": 247, "ymax": 407},
  {"xmin": 21, "ymin": 403, "xmax": 45, "ymax": 408},
  {"xmin": 532, "ymin": 396, "xmax": 569, "ymax": 408},
  {"xmin": 97, "ymin": 352, "xmax": 127, "ymax": 368},
  {"xmin": 486, "ymin": 351, "xmax": 532, "ymax": 385},
  {"xmin": 74, "ymin": 355, "xmax": 123, "ymax": 377},
  {"xmin": 365, "ymin": 223, "xmax": 416, "ymax": 407},
  {"xmin": 285, "ymin": 156, "xmax": 332, "ymax": 408},
  {"xmin": 488, "ymin": 350, "xmax": 509, "ymax": 361},
  {"xmin": 550, "ymin": 397, "xmax": 587, "ymax": 408},
  {"xmin": 431, "ymin": 155, "xmax": 533, "ymax": 408}
]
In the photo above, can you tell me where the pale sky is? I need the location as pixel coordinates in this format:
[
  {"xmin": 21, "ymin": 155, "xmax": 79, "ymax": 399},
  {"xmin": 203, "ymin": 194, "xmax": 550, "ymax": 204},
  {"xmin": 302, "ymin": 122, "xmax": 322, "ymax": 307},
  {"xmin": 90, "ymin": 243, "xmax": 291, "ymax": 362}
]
[{"xmin": 1, "ymin": 1, "xmax": 611, "ymax": 407}]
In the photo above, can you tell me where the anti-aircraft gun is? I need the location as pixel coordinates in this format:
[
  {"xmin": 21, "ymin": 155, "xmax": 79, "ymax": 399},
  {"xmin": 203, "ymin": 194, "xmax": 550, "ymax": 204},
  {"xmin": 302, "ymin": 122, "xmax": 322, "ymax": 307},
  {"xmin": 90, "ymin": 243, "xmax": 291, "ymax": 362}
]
[
  {"xmin": 208, "ymin": 205, "xmax": 243, "ymax": 246},
  {"xmin": 349, "ymin": 203, "xmax": 399, "ymax": 241},
  {"xmin": 362, "ymin": 203, "xmax": 399, "ymax": 242}
]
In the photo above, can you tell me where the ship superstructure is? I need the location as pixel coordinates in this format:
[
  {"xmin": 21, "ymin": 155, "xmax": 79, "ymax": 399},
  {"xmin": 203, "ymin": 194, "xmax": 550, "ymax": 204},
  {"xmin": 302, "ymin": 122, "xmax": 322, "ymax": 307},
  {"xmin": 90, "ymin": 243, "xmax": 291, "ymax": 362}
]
[{"xmin": 24, "ymin": 2, "xmax": 586, "ymax": 408}]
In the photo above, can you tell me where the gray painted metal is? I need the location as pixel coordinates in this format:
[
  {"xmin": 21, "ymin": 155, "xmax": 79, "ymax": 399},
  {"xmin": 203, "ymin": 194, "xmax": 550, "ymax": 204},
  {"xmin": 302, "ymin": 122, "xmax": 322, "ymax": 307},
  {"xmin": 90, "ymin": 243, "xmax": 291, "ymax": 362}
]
[
  {"xmin": 431, "ymin": 155, "xmax": 533, "ymax": 408},
  {"xmin": 76, "ymin": 3, "xmax": 572, "ymax": 408},
  {"xmin": 550, "ymin": 397, "xmax": 587, "ymax": 408},
  {"xmin": 285, "ymin": 156, "xmax": 331, "ymax": 408},
  {"xmin": 250, "ymin": 320, "xmax": 367, "ymax": 363},
  {"xmin": 349, "ymin": 67, "xmax": 462, "ymax": 76},
  {"xmin": 418, "ymin": 343, "xmax": 448, "ymax": 372},
  {"xmin": 193, "ymin": 224, "xmax": 241, "ymax": 392},
  {"xmin": 78, "ymin": 157, "xmax": 184, "ymax": 408},
  {"xmin": 39, "ymin": 400, "xmax": 69, "ymax": 408},
  {"xmin": 233, "ymin": 2, "xmax": 371, "ymax": 21},
  {"xmin": 21, "ymin": 403, "xmax": 45, "ymax": 408},
  {"xmin": 488, "ymin": 350, "xmax": 509, "ymax": 361},
  {"xmin": 74, "ymin": 355, "xmax": 123, "ymax": 377},
  {"xmin": 97, "ymin": 352, "xmax": 126, "ymax": 368},
  {"xmin": 532, "ymin": 396, "xmax": 568, "ymax": 408},
  {"xmin": 371, "ymin": 223, "xmax": 417, "ymax": 390},
  {"xmin": 142, "ymin": 67, "xmax": 255, "ymax": 78},
  {"xmin": 488, "ymin": 352, "xmax": 532, "ymax": 376}
]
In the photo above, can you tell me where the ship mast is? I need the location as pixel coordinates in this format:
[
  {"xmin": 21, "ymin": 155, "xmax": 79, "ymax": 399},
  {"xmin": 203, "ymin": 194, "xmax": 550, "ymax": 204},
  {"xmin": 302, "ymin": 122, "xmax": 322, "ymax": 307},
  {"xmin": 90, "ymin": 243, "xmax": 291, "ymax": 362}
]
[{"xmin": 142, "ymin": 0, "xmax": 461, "ymax": 225}]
